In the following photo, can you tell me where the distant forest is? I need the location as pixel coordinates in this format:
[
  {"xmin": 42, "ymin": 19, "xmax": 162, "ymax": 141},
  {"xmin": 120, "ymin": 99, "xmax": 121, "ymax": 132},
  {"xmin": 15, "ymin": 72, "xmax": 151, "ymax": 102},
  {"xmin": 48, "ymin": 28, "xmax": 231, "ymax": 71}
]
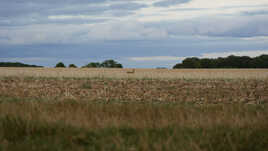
[
  {"xmin": 1, "ymin": 54, "xmax": 268, "ymax": 68},
  {"xmin": 173, "ymin": 55, "xmax": 268, "ymax": 69},
  {"xmin": 0, "ymin": 62, "xmax": 43, "ymax": 68}
]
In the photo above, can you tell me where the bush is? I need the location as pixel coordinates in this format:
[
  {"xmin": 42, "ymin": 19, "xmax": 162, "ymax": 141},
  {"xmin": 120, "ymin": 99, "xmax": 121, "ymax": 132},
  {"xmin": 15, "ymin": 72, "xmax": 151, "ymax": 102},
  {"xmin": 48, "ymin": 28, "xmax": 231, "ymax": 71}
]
[
  {"xmin": 83, "ymin": 60, "xmax": 123, "ymax": 68},
  {"xmin": 82, "ymin": 62, "xmax": 101, "ymax": 68},
  {"xmin": 101, "ymin": 60, "xmax": 123, "ymax": 68},
  {"xmin": 68, "ymin": 64, "xmax": 77, "ymax": 68},
  {"xmin": 55, "ymin": 62, "xmax": 66, "ymax": 68}
]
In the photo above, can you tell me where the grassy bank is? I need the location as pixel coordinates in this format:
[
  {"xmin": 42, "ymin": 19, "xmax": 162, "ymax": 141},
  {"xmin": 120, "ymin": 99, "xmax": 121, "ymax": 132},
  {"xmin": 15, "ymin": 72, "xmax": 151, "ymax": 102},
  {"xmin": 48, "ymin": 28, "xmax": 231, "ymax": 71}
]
[{"xmin": 0, "ymin": 98, "xmax": 268, "ymax": 151}]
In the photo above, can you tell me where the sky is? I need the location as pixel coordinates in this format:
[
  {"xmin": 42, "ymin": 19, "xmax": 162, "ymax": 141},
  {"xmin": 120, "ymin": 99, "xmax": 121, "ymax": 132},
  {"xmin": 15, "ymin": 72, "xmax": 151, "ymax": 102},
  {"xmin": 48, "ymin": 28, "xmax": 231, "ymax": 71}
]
[{"xmin": 1, "ymin": 0, "xmax": 268, "ymax": 68}]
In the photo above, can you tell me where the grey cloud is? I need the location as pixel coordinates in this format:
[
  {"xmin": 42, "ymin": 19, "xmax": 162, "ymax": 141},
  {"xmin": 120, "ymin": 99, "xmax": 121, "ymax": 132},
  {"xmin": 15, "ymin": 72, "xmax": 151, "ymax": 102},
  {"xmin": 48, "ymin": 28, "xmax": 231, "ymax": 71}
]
[
  {"xmin": 0, "ymin": 0, "xmax": 146, "ymax": 17},
  {"xmin": 198, "ymin": 16, "xmax": 268, "ymax": 38},
  {"xmin": 153, "ymin": 0, "xmax": 192, "ymax": 7},
  {"xmin": 48, "ymin": 2, "xmax": 146, "ymax": 16},
  {"xmin": 109, "ymin": 2, "xmax": 147, "ymax": 10},
  {"xmin": 242, "ymin": 10, "xmax": 268, "ymax": 16},
  {"xmin": 150, "ymin": 15, "xmax": 268, "ymax": 38},
  {"xmin": 213, "ymin": 20, "xmax": 268, "ymax": 37},
  {"xmin": 104, "ymin": 10, "xmax": 135, "ymax": 17},
  {"xmin": 0, "ymin": 1, "xmax": 147, "ymax": 26},
  {"xmin": 0, "ymin": 36, "xmax": 9, "ymax": 41},
  {"xmin": 0, "ymin": 20, "xmax": 169, "ymax": 45},
  {"xmin": 2, "ymin": 14, "xmax": 268, "ymax": 46},
  {"xmin": 2, "ymin": 1, "xmax": 268, "ymax": 46},
  {"xmin": 0, "ymin": 17, "xmax": 109, "ymax": 27}
]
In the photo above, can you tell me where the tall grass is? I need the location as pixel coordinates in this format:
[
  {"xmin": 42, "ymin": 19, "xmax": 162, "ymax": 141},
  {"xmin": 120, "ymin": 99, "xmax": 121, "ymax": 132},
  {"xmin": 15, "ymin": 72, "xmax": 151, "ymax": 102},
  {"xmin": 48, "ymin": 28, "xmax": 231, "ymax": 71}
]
[{"xmin": 0, "ymin": 98, "xmax": 268, "ymax": 151}]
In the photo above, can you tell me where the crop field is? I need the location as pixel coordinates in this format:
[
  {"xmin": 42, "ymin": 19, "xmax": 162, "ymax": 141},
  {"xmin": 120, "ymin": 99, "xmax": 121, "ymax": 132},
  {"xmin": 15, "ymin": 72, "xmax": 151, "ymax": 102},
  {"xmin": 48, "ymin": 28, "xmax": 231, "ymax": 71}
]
[
  {"xmin": 1, "ymin": 67, "xmax": 268, "ymax": 79},
  {"xmin": 0, "ymin": 68, "xmax": 268, "ymax": 151}
]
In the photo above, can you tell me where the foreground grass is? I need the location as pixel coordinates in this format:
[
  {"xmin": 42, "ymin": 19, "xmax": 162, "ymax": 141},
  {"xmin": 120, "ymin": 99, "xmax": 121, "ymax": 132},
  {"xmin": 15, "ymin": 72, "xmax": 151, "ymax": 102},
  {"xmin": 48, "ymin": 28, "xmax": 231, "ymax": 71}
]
[{"xmin": 0, "ymin": 98, "xmax": 268, "ymax": 151}]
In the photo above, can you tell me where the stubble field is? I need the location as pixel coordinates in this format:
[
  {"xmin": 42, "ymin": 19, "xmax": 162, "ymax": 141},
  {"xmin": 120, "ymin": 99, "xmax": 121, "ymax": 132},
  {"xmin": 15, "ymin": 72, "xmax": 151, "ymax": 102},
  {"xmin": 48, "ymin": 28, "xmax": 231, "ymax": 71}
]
[{"xmin": 0, "ymin": 68, "xmax": 268, "ymax": 151}]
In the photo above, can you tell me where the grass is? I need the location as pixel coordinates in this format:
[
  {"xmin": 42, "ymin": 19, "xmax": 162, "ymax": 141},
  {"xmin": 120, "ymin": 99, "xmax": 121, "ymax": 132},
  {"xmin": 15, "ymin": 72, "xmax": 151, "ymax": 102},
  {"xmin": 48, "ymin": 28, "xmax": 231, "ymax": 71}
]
[
  {"xmin": 0, "ymin": 68, "xmax": 268, "ymax": 150},
  {"xmin": 0, "ymin": 98, "xmax": 268, "ymax": 151}
]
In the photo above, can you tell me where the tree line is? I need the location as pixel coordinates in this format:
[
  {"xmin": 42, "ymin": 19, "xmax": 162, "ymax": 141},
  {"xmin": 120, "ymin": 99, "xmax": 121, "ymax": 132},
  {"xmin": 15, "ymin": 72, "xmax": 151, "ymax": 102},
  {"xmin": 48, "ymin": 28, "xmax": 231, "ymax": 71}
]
[
  {"xmin": 0, "ymin": 62, "xmax": 43, "ymax": 67},
  {"xmin": 1, "ymin": 55, "xmax": 268, "ymax": 69},
  {"xmin": 55, "ymin": 59, "xmax": 123, "ymax": 68},
  {"xmin": 0, "ymin": 59, "xmax": 123, "ymax": 68},
  {"xmin": 173, "ymin": 55, "xmax": 268, "ymax": 69}
]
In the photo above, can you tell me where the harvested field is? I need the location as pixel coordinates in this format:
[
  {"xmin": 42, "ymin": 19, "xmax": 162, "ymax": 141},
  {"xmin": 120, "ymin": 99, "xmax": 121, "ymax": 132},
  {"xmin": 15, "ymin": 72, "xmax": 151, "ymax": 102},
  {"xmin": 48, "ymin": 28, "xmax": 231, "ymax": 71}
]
[
  {"xmin": 0, "ymin": 77, "xmax": 268, "ymax": 104},
  {"xmin": 0, "ymin": 68, "xmax": 268, "ymax": 151},
  {"xmin": 0, "ymin": 67, "xmax": 268, "ymax": 79}
]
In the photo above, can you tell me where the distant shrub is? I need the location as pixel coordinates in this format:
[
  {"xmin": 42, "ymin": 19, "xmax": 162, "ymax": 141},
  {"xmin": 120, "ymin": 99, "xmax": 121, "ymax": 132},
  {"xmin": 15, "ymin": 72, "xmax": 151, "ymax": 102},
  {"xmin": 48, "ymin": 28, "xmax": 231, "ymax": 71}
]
[
  {"xmin": 101, "ymin": 60, "xmax": 123, "ymax": 68},
  {"xmin": 69, "ymin": 64, "xmax": 77, "ymax": 68},
  {"xmin": 156, "ymin": 67, "xmax": 167, "ymax": 69},
  {"xmin": 83, "ymin": 60, "xmax": 123, "ymax": 68},
  {"xmin": 55, "ymin": 62, "xmax": 66, "ymax": 68},
  {"xmin": 82, "ymin": 62, "xmax": 102, "ymax": 68}
]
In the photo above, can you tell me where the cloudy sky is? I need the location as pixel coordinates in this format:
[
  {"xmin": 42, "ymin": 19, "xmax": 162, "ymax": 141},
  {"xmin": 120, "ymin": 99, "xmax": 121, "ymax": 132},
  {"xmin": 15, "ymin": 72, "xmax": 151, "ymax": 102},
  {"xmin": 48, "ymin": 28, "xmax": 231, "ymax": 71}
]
[{"xmin": 1, "ymin": 0, "xmax": 268, "ymax": 68}]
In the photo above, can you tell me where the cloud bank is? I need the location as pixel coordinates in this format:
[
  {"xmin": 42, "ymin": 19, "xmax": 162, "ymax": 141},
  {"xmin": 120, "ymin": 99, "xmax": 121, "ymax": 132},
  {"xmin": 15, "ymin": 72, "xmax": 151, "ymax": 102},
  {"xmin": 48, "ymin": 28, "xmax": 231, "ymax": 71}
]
[{"xmin": 1, "ymin": 0, "xmax": 268, "ymax": 68}]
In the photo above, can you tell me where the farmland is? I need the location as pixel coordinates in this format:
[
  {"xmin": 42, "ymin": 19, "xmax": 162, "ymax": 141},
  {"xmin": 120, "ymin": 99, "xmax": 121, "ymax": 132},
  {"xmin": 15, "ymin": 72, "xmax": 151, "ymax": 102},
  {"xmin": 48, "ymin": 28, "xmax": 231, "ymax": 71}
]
[
  {"xmin": 0, "ymin": 68, "xmax": 268, "ymax": 151},
  {"xmin": 1, "ymin": 67, "xmax": 268, "ymax": 79}
]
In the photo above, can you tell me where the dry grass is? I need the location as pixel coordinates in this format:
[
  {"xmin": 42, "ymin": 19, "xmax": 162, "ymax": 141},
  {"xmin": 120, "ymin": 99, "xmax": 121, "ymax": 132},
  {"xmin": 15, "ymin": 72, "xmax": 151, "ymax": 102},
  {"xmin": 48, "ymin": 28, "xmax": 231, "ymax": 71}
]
[
  {"xmin": 0, "ymin": 67, "xmax": 268, "ymax": 79},
  {"xmin": 0, "ymin": 99, "xmax": 268, "ymax": 151},
  {"xmin": 0, "ymin": 100, "xmax": 267, "ymax": 129}
]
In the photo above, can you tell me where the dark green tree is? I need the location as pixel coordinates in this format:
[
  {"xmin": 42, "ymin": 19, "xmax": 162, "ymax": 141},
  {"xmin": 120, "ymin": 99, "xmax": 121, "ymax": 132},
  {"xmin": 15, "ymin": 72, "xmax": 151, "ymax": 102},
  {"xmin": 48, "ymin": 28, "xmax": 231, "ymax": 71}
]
[
  {"xmin": 69, "ymin": 64, "xmax": 77, "ymax": 68},
  {"xmin": 173, "ymin": 63, "xmax": 184, "ymax": 69},
  {"xmin": 173, "ymin": 54, "xmax": 268, "ymax": 69},
  {"xmin": 83, "ymin": 62, "xmax": 102, "ymax": 68},
  {"xmin": 200, "ymin": 58, "xmax": 215, "ymax": 68},
  {"xmin": 225, "ymin": 55, "xmax": 242, "ymax": 68},
  {"xmin": 182, "ymin": 57, "xmax": 201, "ymax": 68},
  {"xmin": 0, "ymin": 62, "xmax": 42, "ymax": 67},
  {"xmin": 55, "ymin": 62, "xmax": 66, "ymax": 68},
  {"xmin": 251, "ymin": 55, "xmax": 268, "ymax": 68},
  {"xmin": 101, "ymin": 60, "xmax": 123, "ymax": 68},
  {"xmin": 237, "ymin": 56, "xmax": 252, "ymax": 68}
]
